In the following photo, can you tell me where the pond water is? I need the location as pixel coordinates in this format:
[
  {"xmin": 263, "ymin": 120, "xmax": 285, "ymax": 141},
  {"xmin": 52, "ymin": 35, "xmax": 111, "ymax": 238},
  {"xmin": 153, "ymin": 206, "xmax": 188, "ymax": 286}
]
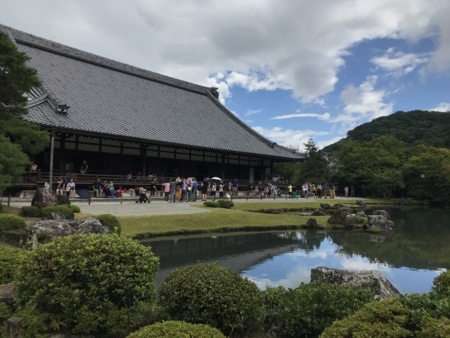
[{"xmin": 141, "ymin": 207, "xmax": 450, "ymax": 294}]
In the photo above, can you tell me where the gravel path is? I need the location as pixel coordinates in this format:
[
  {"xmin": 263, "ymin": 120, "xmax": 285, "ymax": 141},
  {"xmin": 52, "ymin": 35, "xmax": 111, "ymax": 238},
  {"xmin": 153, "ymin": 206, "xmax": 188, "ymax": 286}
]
[{"xmin": 7, "ymin": 196, "xmax": 350, "ymax": 217}]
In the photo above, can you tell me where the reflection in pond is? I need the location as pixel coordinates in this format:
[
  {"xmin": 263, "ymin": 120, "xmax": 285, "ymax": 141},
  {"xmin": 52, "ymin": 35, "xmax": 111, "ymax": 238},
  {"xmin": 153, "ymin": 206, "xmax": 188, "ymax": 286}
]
[{"xmin": 141, "ymin": 207, "xmax": 450, "ymax": 294}]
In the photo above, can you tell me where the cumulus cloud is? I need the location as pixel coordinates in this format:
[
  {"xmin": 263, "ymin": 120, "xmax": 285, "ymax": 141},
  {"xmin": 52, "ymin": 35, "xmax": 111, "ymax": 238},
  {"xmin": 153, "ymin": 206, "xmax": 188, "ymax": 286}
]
[
  {"xmin": 335, "ymin": 76, "xmax": 394, "ymax": 129},
  {"xmin": 1, "ymin": 0, "xmax": 449, "ymax": 105},
  {"xmin": 429, "ymin": 102, "xmax": 450, "ymax": 112},
  {"xmin": 271, "ymin": 112, "xmax": 331, "ymax": 121},
  {"xmin": 245, "ymin": 109, "xmax": 262, "ymax": 116},
  {"xmin": 252, "ymin": 126, "xmax": 329, "ymax": 150},
  {"xmin": 371, "ymin": 48, "xmax": 429, "ymax": 77}
]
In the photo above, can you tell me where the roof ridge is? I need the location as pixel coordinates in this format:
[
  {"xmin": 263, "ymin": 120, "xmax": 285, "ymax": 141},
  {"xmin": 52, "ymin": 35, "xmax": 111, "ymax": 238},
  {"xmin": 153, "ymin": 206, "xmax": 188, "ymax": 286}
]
[{"xmin": 0, "ymin": 23, "xmax": 209, "ymax": 95}]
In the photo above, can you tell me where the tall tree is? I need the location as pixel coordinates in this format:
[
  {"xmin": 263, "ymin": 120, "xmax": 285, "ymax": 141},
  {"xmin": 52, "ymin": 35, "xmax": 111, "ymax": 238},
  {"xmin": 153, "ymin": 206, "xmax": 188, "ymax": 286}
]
[
  {"xmin": 0, "ymin": 32, "xmax": 48, "ymax": 194},
  {"xmin": 299, "ymin": 138, "xmax": 330, "ymax": 183}
]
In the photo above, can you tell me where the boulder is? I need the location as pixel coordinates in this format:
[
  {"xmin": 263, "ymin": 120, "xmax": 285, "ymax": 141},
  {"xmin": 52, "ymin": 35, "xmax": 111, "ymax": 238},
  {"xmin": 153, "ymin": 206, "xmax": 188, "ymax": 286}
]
[
  {"xmin": 310, "ymin": 267, "xmax": 400, "ymax": 300},
  {"xmin": 311, "ymin": 209, "xmax": 325, "ymax": 216},
  {"xmin": 366, "ymin": 214, "xmax": 394, "ymax": 230},
  {"xmin": 344, "ymin": 215, "xmax": 367, "ymax": 229},
  {"xmin": 26, "ymin": 217, "xmax": 111, "ymax": 244},
  {"xmin": 56, "ymin": 194, "xmax": 71, "ymax": 205},
  {"xmin": 32, "ymin": 188, "xmax": 59, "ymax": 209},
  {"xmin": 327, "ymin": 208, "xmax": 347, "ymax": 224},
  {"xmin": 305, "ymin": 218, "xmax": 318, "ymax": 228},
  {"xmin": 356, "ymin": 210, "xmax": 367, "ymax": 217},
  {"xmin": 373, "ymin": 210, "xmax": 390, "ymax": 220},
  {"xmin": 320, "ymin": 203, "xmax": 331, "ymax": 210},
  {"xmin": 50, "ymin": 212, "xmax": 75, "ymax": 221},
  {"xmin": 0, "ymin": 283, "xmax": 14, "ymax": 305},
  {"xmin": 356, "ymin": 199, "xmax": 366, "ymax": 208}
]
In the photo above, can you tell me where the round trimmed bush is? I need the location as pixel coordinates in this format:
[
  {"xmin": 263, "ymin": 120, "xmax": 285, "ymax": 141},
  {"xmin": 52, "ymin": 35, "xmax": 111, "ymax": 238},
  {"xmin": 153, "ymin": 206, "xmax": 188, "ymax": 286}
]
[
  {"xmin": 20, "ymin": 206, "xmax": 42, "ymax": 217},
  {"xmin": 60, "ymin": 204, "xmax": 81, "ymax": 213},
  {"xmin": 96, "ymin": 214, "xmax": 121, "ymax": 235},
  {"xmin": 127, "ymin": 321, "xmax": 226, "ymax": 338},
  {"xmin": 41, "ymin": 205, "xmax": 72, "ymax": 219},
  {"xmin": 15, "ymin": 234, "xmax": 160, "ymax": 336},
  {"xmin": 217, "ymin": 199, "xmax": 234, "ymax": 209},
  {"xmin": 274, "ymin": 279, "xmax": 373, "ymax": 338},
  {"xmin": 203, "ymin": 201, "xmax": 219, "ymax": 207},
  {"xmin": 0, "ymin": 247, "xmax": 28, "ymax": 284},
  {"xmin": 159, "ymin": 263, "xmax": 265, "ymax": 335},
  {"xmin": 0, "ymin": 214, "xmax": 26, "ymax": 232}
]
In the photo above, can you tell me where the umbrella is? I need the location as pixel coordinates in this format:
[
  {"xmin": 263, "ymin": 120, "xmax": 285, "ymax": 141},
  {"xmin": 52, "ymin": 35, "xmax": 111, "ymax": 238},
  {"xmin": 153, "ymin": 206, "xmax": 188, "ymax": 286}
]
[
  {"xmin": 76, "ymin": 189, "xmax": 90, "ymax": 199},
  {"xmin": 210, "ymin": 177, "xmax": 222, "ymax": 181}
]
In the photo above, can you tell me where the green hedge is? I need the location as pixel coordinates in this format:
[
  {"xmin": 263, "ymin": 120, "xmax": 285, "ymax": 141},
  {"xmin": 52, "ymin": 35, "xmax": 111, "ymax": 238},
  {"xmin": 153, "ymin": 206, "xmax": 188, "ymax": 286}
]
[
  {"xmin": 203, "ymin": 201, "xmax": 219, "ymax": 207},
  {"xmin": 0, "ymin": 247, "xmax": 28, "ymax": 284},
  {"xmin": 273, "ymin": 279, "xmax": 373, "ymax": 338},
  {"xmin": 0, "ymin": 214, "xmax": 26, "ymax": 232},
  {"xmin": 95, "ymin": 214, "xmax": 121, "ymax": 235},
  {"xmin": 60, "ymin": 204, "xmax": 81, "ymax": 213},
  {"xmin": 0, "ymin": 202, "xmax": 3, "ymax": 214},
  {"xmin": 14, "ymin": 234, "xmax": 160, "ymax": 337},
  {"xmin": 20, "ymin": 206, "xmax": 42, "ymax": 218},
  {"xmin": 127, "ymin": 321, "xmax": 226, "ymax": 338},
  {"xmin": 217, "ymin": 200, "xmax": 234, "ymax": 209},
  {"xmin": 41, "ymin": 205, "xmax": 73, "ymax": 219},
  {"xmin": 159, "ymin": 263, "xmax": 264, "ymax": 335}
]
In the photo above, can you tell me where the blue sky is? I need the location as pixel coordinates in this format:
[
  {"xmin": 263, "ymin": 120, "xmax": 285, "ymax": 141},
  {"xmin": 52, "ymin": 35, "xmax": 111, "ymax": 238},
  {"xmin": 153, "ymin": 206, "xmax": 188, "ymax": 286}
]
[{"xmin": 1, "ymin": 0, "xmax": 449, "ymax": 149}]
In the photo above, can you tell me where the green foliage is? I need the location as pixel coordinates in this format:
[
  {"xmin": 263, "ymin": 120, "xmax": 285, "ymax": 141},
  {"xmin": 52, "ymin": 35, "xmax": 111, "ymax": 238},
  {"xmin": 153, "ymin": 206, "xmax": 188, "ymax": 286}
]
[
  {"xmin": 204, "ymin": 201, "xmax": 220, "ymax": 207},
  {"xmin": 159, "ymin": 263, "xmax": 265, "ymax": 335},
  {"xmin": 320, "ymin": 294, "xmax": 450, "ymax": 338},
  {"xmin": 273, "ymin": 279, "xmax": 373, "ymax": 338},
  {"xmin": 344, "ymin": 215, "xmax": 367, "ymax": 228},
  {"xmin": 127, "ymin": 321, "xmax": 226, "ymax": 338},
  {"xmin": 19, "ymin": 206, "xmax": 41, "ymax": 217},
  {"xmin": 0, "ymin": 32, "xmax": 41, "ymax": 119},
  {"xmin": 0, "ymin": 246, "xmax": 28, "ymax": 284},
  {"xmin": 217, "ymin": 199, "xmax": 234, "ymax": 209},
  {"xmin": 0, "ymin": 134, "xmax": 30, "ymax": 194},
  {"xmin": 14, "ymin": 234, "xmax": 160, "ymax": 336},
  {"xmin": 300, "ymin": 138, "xmax": 331, "ymax": 183},
  {"xmin": 0, "ymin": 213, "xmax": 26, "ymax": 232},
  {"xmin": 0, "ymin": 302, "xmax": 12, "ymax": 338},
  {"xmin": 433, "ymin": 270, "xmax": 450, "ymax": 294},
  {"xmin": 0, "ymin": 202, "xmax": 2, "ymax": 213},
  {"xmin": 60, "ymin": 204, "xmax": 80, "ymax": 213},
  {"xmin": 41, "ymin": 205, "xmax": 72, "ymax": 219},
  {"xmin": 0, "ymin": 119, "xmax": 49, "ymax": 156},
  {"xmin": 327, "ymin": 208, "xmax": 347, "ymax": 225},
  {"xmin": 96, "ymin": 214, "xmax": 121, "ymax": 235}
]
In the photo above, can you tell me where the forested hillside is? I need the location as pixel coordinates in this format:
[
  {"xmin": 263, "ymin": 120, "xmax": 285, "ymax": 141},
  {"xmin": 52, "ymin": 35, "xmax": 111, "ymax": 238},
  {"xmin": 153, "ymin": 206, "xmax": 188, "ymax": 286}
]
[{"xmin": 323, "ymin": 110, "xmax": 450, "ymax": 152}]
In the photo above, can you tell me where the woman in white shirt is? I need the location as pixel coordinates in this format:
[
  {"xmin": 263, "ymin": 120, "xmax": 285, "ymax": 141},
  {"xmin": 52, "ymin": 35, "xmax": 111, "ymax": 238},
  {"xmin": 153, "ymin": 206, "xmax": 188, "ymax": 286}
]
[{"xmin": 67, "ymin": 178, "xmax": 76, "ymax": 198}]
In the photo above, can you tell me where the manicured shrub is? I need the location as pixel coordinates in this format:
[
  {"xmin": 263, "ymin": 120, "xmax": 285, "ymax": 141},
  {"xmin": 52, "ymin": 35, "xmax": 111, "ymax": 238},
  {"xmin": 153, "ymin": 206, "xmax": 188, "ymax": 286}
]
[
  {"xmin": 273, "ymin": 279, "xmax": 373, "ymax": 338},
  {"xmin": 96, "ymin": 214, "xmax": 121, "ymax": 235},
  {"xmin": 344, "ymin": 215, "xmax": 367, "ymax": 228},
  {"xmin": 217, "ymin": 199, "xmax": 234, "ymax": 209},
  {"xmin": 327, "ymin": 208, "xmax": 347, "ymax": 224},
  {"xmin": 0, "ymin": 201, "xmax": 3, "ymax": 213},
  {"xmin": 0, "ymin": 247, "xmax": 28, "ymax": 284},
  {"xmin": 41, "ymin": 205, "xmax": 72, "ymax": 219},
  {"xmin": 20, "ymin": 206, "xmax": 42, "ymax": 217},
  {"xmin": 203, "ymin": 201, "xmax": 219, "ymax": 207},
  {"xmin": 14, "ymin": 234, "xmax": 160, "ymax": 337},
  {"xmin": 433, "ymin": 270, "xmax": 450, "ymax": 294},
  {"xmin": 0, "ymin": 214, "xmax": 26, "ymax": 232},
  {"xmin": 127, "ymin": 321, "xmax": 226, "ymax": 338},
  {"xmin": 320, "ymin": 294, "xmax": 450, "ymax": 338},
  {"xmin": 159, "ymin": 263, "xmax": 265, "ymax": 335},
  {"xmin": 60, "ymin": 204, "xmax": 81, "ymax": 213}
]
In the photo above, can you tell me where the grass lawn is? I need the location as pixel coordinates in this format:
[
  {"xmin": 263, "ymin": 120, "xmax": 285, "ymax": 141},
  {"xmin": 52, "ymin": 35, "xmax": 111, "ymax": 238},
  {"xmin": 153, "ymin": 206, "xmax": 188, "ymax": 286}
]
[{"xmin": 119, "ymin": 208, "xmax": 330, "ymax": 238}]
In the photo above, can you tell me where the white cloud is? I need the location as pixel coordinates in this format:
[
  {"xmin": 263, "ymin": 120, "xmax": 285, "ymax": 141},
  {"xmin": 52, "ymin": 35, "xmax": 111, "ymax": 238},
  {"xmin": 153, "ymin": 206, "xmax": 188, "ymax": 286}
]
[
  {"xmin": 317, "ymin": 136, "xmax": 344, "ymax": 149},
  {"xmin": 245, "ymin": 109, "xmax": 262, "ymax": 116},
  {"xmin": 371, "ymin": 48, "xmax": 429, "ymax": 77},
  {"xmin": 252, "ymin": 126, "xmax": 329, "ymax": 150},
  {"xmin": 335, "ymin": 76, "xmax": 394, "ymax": 129},
  {"xmin": 429, "ymin": 102, "xmax": 450, "ymax": 112},
  {"xmin": 1, "ymin": 0, "xmax": 449, "ymax": 105},
  {"xmin": 271, "ymin": 112, "xmax": 331, "ymax": 121}
]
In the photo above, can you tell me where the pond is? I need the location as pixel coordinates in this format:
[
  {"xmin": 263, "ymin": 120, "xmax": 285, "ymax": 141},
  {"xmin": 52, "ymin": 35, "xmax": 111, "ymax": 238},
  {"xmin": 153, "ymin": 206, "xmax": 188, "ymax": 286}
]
[{"xmin": 141, "ymin": 207, "xmax": 450, "ymax": 294}]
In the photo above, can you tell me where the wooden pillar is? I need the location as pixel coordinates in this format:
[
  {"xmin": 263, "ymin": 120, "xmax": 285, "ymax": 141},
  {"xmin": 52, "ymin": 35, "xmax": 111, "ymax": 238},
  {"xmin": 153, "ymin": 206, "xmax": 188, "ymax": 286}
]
[
  {"xmin": 141, "ymin": 143, "xmax": 147, "ymax": 176},
  {"xmin": 221, "ymin": 154, "xmax": 225, "ymax": 180},
  {"xmin": 270, "ymin": 160, "xmax": 274, "ymax": 179},
  {"xmin": 49, "ymin": 129, "xmax": 55, "ymax": 190},
  {"xmin": 7, "ymin": 317, "xmax": 22, "ymax": 338}
]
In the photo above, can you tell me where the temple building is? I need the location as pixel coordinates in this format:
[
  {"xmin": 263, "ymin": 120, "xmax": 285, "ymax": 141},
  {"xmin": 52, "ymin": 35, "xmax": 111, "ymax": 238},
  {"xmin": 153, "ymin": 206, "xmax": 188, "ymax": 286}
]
[{"xmin": 1, "ymin": 24, "xmax": 305, "ymax": 187}]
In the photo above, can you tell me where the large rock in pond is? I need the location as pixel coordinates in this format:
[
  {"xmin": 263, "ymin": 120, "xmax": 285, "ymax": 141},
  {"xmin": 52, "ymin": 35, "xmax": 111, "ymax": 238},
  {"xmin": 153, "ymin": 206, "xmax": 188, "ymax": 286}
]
[
  {"xmin": 365, "ymin": 213, "xmax": 394, "ymax": 231},
  {"xmin": 26, "ymin": 217, "xmax": 111, "ymax": 243},
  {"xmin": 327, "ymin": 208, "xmax": 347, "ymax": 224},
  {"xmin": 32, "ymin": 188, "xmax": 70, "ymax": 209},
  {"xmin": 373, "ymin": 209, "xmax": 390, "ymax": 220},
  {"xmin": 311, "ymin": 267, "xmax": 400, "ymax": 300}
]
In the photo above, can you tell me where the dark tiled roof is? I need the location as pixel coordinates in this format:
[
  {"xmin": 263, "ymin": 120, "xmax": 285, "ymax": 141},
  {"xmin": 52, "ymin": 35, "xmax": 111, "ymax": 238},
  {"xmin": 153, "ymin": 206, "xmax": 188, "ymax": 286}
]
[{"xmin": 1, "ymin": 24, "xmax": 305, "ymax": 160}]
